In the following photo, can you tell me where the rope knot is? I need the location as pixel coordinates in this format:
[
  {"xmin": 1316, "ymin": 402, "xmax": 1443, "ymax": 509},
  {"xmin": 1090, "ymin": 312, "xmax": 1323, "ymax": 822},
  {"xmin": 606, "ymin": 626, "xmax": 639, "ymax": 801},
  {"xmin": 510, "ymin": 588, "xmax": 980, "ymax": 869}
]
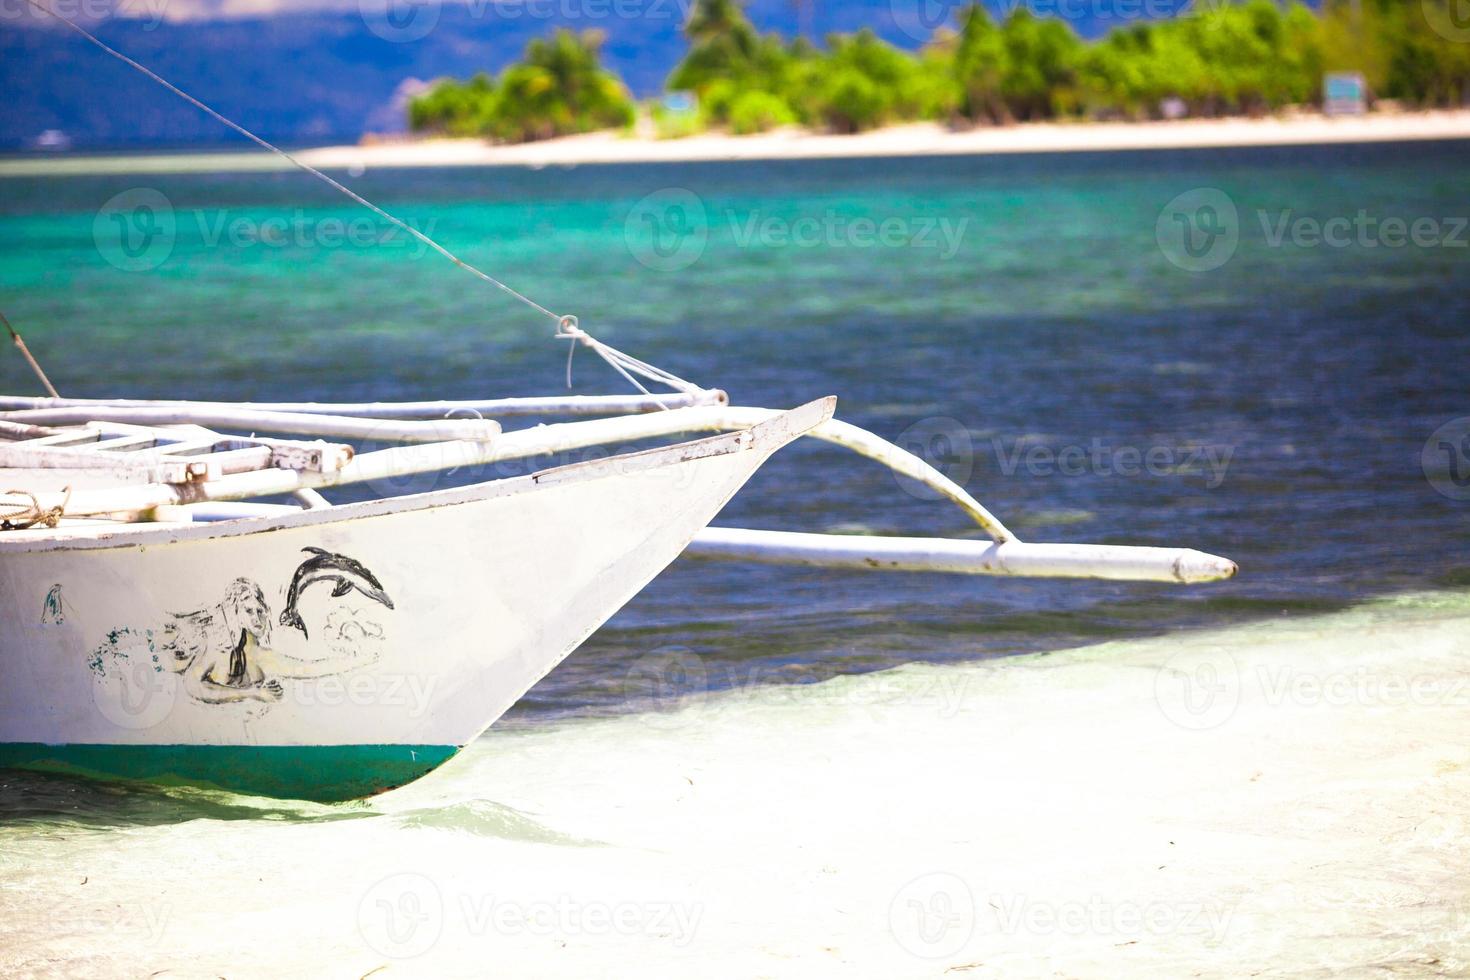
[
  {"xmin": 555, "ymin": 315, "xmax": 588, "ymax": 343},
  {"xmin": 0, "ymin": 486, "xmax": 71, "ymax": 531}
]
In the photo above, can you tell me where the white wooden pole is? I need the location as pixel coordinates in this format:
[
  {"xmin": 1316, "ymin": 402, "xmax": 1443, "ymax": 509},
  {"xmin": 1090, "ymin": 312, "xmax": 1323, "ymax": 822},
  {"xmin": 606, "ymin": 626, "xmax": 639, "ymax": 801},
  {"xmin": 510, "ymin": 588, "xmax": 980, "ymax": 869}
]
[
  {"xmin": 0, "ymin": 407, "xmax": 500, "ymax": 444},
  {"xmin": 0, "ymin": 401, "xmax": 1239, "ymax": 585},
  {"xmin": 0, "ymin": 391, "xmax": 727, "ymax": 419},
  {"xmin": 684, "ymin": 527, "xmax": 1238, "ymax": 584}
]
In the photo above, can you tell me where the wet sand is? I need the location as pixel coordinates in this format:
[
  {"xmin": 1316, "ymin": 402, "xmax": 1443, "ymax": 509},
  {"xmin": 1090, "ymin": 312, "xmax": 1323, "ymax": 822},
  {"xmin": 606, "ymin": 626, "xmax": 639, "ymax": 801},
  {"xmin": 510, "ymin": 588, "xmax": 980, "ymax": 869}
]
[{"xmin": 2, "ymin": 591, "xmax": 1466, "ymax": 977}]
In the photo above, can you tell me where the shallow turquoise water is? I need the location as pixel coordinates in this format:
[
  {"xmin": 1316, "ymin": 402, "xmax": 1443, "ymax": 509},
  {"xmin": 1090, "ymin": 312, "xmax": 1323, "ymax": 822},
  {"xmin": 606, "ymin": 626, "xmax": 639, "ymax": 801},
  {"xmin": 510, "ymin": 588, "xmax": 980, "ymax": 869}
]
[
  {"xmin": 2, "ymin": 138, "xmax": 1470, "ymax": 978},
  {"xmin": 0, "ymin": 141, "xmax": 1468, "ymax": 721}
]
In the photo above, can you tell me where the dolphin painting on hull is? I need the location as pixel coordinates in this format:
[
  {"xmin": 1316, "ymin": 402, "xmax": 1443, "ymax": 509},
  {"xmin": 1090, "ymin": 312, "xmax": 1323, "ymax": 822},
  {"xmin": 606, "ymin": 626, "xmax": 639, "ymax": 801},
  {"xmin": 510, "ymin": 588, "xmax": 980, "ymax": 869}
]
[{"xmin": 280, "ymin": 547, "xmax": 394, "ymax": 640}]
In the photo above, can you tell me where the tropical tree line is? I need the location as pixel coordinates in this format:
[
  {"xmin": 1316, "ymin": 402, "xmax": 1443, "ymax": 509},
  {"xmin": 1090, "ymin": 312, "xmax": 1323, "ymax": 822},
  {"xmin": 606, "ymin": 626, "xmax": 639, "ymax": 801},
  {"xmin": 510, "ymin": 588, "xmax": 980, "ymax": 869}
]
[
  {"xmin": 407, "ymin": 28, "xmax": 634, "ymax": 141},
  {"xmin": 409, "ymin": 0, "xmax": 1470, "ymax": 141}
]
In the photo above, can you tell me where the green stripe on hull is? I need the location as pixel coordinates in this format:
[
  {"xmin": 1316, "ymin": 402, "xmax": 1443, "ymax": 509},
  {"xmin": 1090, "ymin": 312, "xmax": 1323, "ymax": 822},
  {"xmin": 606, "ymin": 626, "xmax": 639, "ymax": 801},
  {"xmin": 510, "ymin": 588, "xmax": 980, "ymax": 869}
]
[{"xmin": 0, "ymin": 743, "xmax": 459, "ymax": 802}]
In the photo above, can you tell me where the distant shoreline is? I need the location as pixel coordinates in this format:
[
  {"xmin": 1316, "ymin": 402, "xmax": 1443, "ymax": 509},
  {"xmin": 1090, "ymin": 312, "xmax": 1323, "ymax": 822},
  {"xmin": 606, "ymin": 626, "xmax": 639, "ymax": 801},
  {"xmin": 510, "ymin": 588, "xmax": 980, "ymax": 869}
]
[{"xmin": 4, "ymin": 110, "xmax": 1470, "ymax": 178}]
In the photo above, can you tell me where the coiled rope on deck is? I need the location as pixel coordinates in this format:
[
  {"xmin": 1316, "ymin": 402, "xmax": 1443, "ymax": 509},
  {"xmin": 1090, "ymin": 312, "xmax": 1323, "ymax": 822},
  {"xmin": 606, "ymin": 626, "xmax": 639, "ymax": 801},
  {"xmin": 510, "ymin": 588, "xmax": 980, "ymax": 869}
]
[
  {"xmin": 25, "ymin": 0, "xmax": 705, "ymax": 404},
  {"xmin": 0, "ymin": 486, "xmax": 71, "ymax": 530}
]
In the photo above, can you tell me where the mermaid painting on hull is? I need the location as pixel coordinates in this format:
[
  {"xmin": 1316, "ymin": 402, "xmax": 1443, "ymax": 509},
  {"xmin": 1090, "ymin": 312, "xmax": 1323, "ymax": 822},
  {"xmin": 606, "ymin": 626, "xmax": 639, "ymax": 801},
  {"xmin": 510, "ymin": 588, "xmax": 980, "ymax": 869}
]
[{"xmin": 89, "ymin": 550, "xmax": 395, "ymax": 709}]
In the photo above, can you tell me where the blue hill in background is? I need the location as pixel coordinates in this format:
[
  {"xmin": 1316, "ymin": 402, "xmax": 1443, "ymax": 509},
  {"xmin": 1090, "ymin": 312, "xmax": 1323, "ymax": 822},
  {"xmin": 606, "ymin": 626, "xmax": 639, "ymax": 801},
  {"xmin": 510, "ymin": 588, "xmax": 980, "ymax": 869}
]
[{"xmin": 0, "ymin": 0, "xmax": 1191, "ymax": 149}]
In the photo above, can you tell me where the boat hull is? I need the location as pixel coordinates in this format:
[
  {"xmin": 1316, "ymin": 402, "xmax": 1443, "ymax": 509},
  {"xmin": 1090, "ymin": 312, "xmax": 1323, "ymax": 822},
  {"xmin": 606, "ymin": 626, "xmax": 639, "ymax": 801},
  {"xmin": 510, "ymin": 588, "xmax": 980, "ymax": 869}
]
[
  {"xmin": 0, "ymin": 743, "xmax": 455, "ymax": 800},
  {"xmin": 0, "ymin": 400, "xmax": 831, "ymax": 800}
]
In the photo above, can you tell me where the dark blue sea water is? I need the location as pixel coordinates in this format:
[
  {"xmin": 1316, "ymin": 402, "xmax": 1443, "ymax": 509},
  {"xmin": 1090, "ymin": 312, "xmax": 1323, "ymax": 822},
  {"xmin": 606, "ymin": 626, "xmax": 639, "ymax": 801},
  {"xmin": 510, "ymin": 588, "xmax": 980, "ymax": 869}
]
[{"xmin": 1, "ymin": 139, "xmax": 1468, "ymax": 718}]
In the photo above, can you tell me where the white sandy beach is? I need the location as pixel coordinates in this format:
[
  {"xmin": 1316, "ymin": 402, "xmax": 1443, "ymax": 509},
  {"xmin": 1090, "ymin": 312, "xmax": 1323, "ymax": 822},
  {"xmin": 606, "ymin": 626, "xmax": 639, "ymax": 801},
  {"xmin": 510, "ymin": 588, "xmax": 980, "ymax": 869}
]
[
  {"xmin": 3, "ymin": 590, "xmax": 1467, "ymax": 978},
  {"xmin": 4, "ymin": 110, "xmax": 1470, "ymax": 177}
]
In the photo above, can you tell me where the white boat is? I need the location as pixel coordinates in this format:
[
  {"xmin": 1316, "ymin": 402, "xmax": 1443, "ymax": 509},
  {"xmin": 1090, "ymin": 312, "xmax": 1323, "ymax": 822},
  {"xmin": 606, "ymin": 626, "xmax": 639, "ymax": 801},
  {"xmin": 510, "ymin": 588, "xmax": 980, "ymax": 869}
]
[
  {"xmin": 0, "ymin": 390, "xmax": 1234, "ymax": 800},
  {"xmin": 0, "ymin": 399, "xmax": 839, "ymax": 799},
  {"xmin": 0, "ymin": 8, "xmax": 1237, "ymax": 800}
]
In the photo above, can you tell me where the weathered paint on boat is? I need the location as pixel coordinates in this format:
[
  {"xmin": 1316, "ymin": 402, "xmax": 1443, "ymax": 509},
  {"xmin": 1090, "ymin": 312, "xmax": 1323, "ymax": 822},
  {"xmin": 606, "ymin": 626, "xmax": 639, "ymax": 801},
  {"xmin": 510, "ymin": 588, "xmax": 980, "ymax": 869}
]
[{"xmin": 0, "ymin": 399, "xmax": 833, "ymax": 801}]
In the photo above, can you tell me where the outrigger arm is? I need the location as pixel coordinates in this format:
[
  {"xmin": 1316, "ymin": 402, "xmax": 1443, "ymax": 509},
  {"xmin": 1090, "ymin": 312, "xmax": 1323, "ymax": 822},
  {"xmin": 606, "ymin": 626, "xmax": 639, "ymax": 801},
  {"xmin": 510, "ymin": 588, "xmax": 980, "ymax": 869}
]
[{"xmin": 0, "ymin": 397, "xmax": 1235, "ymax": 584}]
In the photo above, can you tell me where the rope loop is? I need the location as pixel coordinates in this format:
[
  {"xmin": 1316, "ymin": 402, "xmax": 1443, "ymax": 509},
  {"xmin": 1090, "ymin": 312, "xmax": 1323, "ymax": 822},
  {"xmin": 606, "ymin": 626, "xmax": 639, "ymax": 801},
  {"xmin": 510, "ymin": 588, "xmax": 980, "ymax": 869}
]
[{"xmin": 0, "ymin": 486, "xmax": 71, "ymax": 531}]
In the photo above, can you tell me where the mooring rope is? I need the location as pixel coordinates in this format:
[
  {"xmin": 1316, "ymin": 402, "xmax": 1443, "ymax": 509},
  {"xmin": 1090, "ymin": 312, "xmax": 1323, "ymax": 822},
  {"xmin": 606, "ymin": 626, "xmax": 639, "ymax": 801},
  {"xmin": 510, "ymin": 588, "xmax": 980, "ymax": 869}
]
[
  {"xmin": 0, "ymin": 310, "xmax": 60, "ymax": 398},
  {"xmin": 0, "ymin": 486, "xmax": 71, "ymax": 530},
  {"xmin": 25, "ymin": 0, "xmax": 705, "ymax": 401}
]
